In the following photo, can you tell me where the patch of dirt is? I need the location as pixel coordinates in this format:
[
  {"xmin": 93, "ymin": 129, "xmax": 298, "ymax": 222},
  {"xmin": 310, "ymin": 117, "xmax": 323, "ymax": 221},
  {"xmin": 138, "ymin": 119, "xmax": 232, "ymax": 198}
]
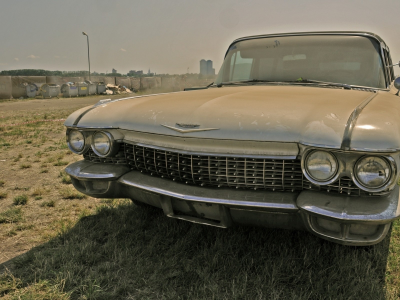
[{"xmin": 0, "ymin": 95, "xmax": 131, "ymax": 269}]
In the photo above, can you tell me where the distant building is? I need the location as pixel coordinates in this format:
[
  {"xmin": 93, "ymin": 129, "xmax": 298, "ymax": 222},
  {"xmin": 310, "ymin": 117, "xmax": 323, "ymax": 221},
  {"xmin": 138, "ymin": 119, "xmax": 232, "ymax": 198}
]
[
  {"xmin": 147, "ymin": 68, "xmax": 154, "ymax": 76},
  {"xmin": 200, "ymin": 59, "xmax": 215, "ymax": 75},
  {"xmin": 128, "ymin": 70, "xmax": 143, "ymax": 76},
  {"xmin": 112, "ymin": 68, "xmax": 117, "ymax": 74},
  {"xmin": 206, "ymin": 60, "xmax": 215, "ymax": 75},
  {"xmin": 200, "ymin": 59, "xmax": 207, "ymax": 75}
]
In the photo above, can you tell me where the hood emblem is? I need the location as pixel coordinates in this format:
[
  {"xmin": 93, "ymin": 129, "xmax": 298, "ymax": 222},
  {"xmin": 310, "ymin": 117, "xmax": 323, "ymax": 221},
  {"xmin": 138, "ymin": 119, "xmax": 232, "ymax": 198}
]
[
  {"xmin": 161, "ymin": 124, "xmax": 219, "ymax": 133},
  {"xmin": 176, "ymin": 123, "xmax": 200, "ymax": 128}
]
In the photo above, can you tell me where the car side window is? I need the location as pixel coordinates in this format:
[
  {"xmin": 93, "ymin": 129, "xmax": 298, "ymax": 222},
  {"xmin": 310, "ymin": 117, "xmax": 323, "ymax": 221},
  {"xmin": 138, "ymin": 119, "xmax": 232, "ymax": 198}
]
[{"xmin": 230, "ymin": 51, "xmax": 253, "ymax": 81}]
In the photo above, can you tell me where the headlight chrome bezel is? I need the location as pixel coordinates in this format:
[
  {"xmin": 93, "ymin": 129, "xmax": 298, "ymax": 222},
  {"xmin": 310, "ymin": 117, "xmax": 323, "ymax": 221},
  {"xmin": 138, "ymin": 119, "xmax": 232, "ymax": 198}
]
[
  {"xmin": 66, "ymin": 129, "xmax": 90, "ymax": 155},
  {"xmin": 352, "ymin": 155, "xmax": 396, "ymax": 193},
  {"xmin": 300, "ymin": 145, "xmax": 397, "ymax": 193},
  {"xmin": 91, "ymin": 131, "xmax": 119, "ymax": 157},
  {"xmin": 302, "ymin": 150, "xmax": 340, "ymax": 185}
]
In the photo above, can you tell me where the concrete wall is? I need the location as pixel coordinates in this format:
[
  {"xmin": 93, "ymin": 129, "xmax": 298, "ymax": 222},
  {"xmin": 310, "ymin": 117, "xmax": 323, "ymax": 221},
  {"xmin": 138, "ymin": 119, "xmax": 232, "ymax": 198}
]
[
  {"xmin": 0, "ymin": 75, "xmax": 216, "ymax": 99},
  {"xmin": 0, "ymin": 76, "xmax": 12, "ymax": 99}
]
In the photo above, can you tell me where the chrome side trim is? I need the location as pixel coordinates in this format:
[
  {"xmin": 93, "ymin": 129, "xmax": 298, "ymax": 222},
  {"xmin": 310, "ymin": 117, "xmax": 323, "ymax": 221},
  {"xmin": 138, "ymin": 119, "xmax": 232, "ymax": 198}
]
[
  {"xmin": 341, "ymin": 93, "xmax": 378, "ymax": 151},
  {"xmin": 66, "ymin": 125, "xmax": 117, "ymax": 130},
  {"xmin": 92, "ymin": 91, "xmax": 184, "ymax": 107},
  {"xmin": 73, "ymin": 107, "xmax": 96, "ymax": 126},
  {"xmin": 350, "ymin": 147, "xmax": 400, "ymax": 153},
  {"xmin": 124, "ymin": 141, "xmax": 298, "ymax": 160},
  {"xmin": 299, "ymin": 142, "xmax": 340, "ymax": 150}
]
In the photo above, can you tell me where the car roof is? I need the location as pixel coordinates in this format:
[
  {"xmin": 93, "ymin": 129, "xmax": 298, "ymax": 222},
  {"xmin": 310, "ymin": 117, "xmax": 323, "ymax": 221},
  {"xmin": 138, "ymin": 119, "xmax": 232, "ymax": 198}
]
[{"xmin": 230, "ymin": 31, "xmax": 387, "ymax": 50}]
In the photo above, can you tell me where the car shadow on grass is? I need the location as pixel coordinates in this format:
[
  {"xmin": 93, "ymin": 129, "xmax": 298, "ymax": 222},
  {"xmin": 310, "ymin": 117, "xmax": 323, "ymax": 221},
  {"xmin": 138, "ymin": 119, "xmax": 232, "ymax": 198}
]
[{"xmin": 0, "ymin": 202, "xmax": 392, "ymax": 299}]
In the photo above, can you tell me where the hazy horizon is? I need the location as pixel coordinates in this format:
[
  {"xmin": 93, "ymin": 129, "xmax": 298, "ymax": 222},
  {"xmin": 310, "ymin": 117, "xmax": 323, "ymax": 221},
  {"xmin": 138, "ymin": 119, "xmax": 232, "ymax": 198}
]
[{"xmin": 2, "ymin": 0, "xmax": 400, "ymax": 75}]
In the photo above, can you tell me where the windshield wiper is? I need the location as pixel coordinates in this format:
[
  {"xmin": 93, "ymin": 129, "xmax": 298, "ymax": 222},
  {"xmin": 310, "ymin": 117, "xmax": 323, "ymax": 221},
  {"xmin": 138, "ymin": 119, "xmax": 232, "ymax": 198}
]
[
  {"xmin": 292, "ymin": 78, "xmax": 352, "ymax": 89},
  {"xmin": 216, "ymin": 79, "xmax": 281, "ymax": 87},
  {"xmin": 184, "ymin": 81, "xmax": 215, "ymax": 91}
]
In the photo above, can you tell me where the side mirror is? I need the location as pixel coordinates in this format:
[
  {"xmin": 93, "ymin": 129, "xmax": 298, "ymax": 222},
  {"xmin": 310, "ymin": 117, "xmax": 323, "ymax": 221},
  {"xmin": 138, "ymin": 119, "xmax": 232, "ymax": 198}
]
[{"xmin": 394, "ymin": 77, "xmax": 400, "ymax": 91}]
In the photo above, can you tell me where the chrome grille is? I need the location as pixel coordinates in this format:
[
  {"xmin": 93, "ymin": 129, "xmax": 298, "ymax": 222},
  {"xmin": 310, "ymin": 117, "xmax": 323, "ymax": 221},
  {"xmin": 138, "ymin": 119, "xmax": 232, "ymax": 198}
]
[
  {"xmin": 83, "ymin": 147, "xmax": 127, "ymax": 164},
  {"xmin": 83, "ymin": 143, "xmax": 369, "ymax": 196},
  {"xmin": 306, "ymin": 177, "xmax": 365, "ymax": 196},
  {"xmin": 124, "ymin": 143, "xmax": 303, "ymax": 192}
]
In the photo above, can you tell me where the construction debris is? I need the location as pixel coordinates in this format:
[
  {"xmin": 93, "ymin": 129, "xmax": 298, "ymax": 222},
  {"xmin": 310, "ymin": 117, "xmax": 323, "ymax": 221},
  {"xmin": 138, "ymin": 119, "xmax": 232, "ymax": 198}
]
[{"xmin": 106, "ymin": 84, "xmax": 132, "ymax": 95}]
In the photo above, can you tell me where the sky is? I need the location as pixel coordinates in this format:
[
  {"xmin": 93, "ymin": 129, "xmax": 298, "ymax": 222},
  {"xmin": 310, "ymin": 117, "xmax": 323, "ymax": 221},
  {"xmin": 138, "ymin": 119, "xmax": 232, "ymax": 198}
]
[{"xmin": 1, "ymin": 0, "xmax": 400, "ymax": 75}]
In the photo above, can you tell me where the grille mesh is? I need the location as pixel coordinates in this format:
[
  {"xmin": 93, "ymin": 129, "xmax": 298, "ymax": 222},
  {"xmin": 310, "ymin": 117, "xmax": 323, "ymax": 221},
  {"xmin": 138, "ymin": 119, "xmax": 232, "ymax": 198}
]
[
  {"xmin": 83, "ymin": 143, "xmax": 368, "ymax": 196},
  {"xmin": 125, "ymin": 144, "xmax": 303, "ymax": 192}
]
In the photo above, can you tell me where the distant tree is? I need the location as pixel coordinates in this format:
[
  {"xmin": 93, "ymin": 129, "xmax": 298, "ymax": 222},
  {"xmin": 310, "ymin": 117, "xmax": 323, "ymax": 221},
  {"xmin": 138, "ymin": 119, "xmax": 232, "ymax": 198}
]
[{"xmin": 0, "ymin": 69, "xmax": 89, "ymax": 76}]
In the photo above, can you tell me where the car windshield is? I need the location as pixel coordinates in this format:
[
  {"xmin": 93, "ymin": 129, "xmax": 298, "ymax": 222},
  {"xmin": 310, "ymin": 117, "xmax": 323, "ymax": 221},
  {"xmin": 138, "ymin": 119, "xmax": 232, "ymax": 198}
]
[{"xmin": 215, "ymin": 35, "xmax": 386, "ymax": 89}]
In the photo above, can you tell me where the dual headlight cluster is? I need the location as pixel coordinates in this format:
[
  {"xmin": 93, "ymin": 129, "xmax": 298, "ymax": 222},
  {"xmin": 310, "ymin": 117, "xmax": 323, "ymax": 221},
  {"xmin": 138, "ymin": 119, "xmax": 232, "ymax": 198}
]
[
  {"xmin": 67, "ymin": 130, "xmax": 117, "ymax": 157},
  {"xmin": 303, "ymin": 150, "xmax": 392, "ymax": 191}
]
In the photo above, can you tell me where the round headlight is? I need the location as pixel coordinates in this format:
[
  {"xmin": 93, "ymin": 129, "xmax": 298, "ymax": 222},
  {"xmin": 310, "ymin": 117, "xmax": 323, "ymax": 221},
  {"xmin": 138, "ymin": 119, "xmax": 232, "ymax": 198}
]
[
  {"xmin": 355, "ymin": 156, "xmax": 390, "ymax": 188},
  {"xmin": 92, "ymin": 131, "xmax": 111, "ymax": 156},
  {"xmin": 68, "ymin": 130, "xmax": 85, "ymax": 153},
  {"xmin": 305, "ymin": 151, "xmax": 338, "ymax": 182}
]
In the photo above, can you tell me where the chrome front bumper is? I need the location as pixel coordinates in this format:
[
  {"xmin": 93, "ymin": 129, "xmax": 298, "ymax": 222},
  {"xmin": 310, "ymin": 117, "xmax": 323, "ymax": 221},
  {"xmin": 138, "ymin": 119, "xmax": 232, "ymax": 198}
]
[{"xmin": 65, "ymin": 160, "xmax": 400, "ymax": 246}]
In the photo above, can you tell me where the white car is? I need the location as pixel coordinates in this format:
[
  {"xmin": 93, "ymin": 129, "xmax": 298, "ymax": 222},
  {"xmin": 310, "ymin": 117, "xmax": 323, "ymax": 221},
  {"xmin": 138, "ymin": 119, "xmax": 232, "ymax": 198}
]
[{"xmin": 65, "ymin": 31, "xmax": 400, "ymax": 246}]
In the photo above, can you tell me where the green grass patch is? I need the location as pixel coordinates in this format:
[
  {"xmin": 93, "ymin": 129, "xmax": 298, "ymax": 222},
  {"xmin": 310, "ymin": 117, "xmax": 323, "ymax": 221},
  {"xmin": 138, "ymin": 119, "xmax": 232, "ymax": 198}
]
[
  {"xmin": 0, "ymin": 192, "xmax": 7, "ymax": 199},
  {"xmin": 13, "ymin": 195, "xmax": 28, "ymax": 206},
  {"xmin": 53, "ymin": 161, "xmax": 69, "ymax": 166},
  {"xmin": 0, "ymin": 180, "xmax": 4, "ymax": 187},
  {"xmin": 59, "ymin": 171, "xmax": 72, "ymax": 184},
  {"xmin": 34, "ymin": 196, "xmax": 43, "ymax": 200},
  {"xmin": 0, "ymin": 207, "xmax": 23, "ymax": 223},
  {"xmin": 20, "ymin": 163, "xmax": 31, "ymax": 169},
  {"xmin": 44, "ymin": 146, "xmax": 57, "ymax": 152},
  {"xmin": 40, "ymin": 200, "xmax": 55, "ymax": 207},
  {"xmin": 59, "ymin": 187, "xmax": 86, "ymax": 200},
  {"xmin": 0, "ymin": 272, "xmax": 69, "ymax": 299},
  {"xmin": 14, "ymin": 224, "xmax": 34, "ymax": 231}
]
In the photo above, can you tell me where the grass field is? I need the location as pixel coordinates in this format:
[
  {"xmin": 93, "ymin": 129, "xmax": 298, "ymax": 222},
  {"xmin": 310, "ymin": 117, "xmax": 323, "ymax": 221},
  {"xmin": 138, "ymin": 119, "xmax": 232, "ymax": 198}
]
[{"xmin": 0, "ymin": 96, "xmax": 399, "ymax": 299}]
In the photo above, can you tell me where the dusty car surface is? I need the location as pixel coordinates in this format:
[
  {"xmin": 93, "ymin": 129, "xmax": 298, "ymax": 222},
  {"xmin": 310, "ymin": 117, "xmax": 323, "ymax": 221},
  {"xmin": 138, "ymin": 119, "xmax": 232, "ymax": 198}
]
[{"xmin": 65, "ymin": 31, "xmax": 400, "ymax": 246}]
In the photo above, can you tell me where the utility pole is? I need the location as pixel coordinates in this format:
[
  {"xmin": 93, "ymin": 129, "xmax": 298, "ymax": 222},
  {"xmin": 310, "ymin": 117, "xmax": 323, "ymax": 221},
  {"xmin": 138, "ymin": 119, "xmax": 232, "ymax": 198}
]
[{"xmin": 82, "ymin": 32, "xmax": 91, "ymax": 81}]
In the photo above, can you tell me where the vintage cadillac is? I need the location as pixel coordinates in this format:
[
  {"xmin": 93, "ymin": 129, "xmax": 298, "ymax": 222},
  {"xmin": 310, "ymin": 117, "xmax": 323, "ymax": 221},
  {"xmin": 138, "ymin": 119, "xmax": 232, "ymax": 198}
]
[{"xmin": 65, "ymin": 31, "xmax": 400, "ymax": 246}]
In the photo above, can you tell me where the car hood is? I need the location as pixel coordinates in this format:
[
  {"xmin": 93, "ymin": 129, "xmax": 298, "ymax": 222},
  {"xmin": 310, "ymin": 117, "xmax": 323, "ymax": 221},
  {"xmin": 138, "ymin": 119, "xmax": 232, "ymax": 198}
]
[{"xmin": 67, "ymin": 86, "xmax": 388, "ymax": 149}]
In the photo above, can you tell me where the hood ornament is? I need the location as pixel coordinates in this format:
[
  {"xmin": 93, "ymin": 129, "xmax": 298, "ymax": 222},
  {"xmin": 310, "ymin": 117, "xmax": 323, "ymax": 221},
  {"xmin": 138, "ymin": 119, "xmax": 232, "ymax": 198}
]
[
  {"xmin": 176, "ymin": 123, "xmax": 200, "ymax": 128},
  {"xmin": 161, "ymin": 124, "xmax": 219, "ymax": 133}
]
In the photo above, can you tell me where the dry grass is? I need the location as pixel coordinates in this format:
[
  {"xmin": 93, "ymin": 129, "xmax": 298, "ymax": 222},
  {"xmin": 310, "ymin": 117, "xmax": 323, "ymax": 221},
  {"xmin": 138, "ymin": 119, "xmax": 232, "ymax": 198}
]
[{"xmin": 31, "ymin": 187, "xmax": 48, "ymax": 197}]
